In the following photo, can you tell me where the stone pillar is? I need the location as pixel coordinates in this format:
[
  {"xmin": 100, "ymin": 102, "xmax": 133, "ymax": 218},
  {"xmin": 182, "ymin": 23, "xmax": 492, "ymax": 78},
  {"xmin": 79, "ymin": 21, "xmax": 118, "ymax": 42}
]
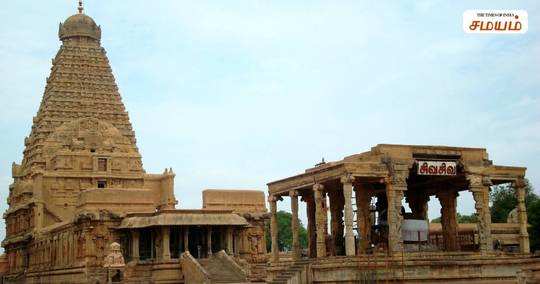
[
  {"xmin": 183, "ymin": 227, "xmax": 189, "ymax": 253},
  {"xmin": 233, "ymin": 232, "xmax": 240, "ymax": 256},
  {"xmin": 207, "ymin": 227, "xmax": 213, "ymax": 256},
  {"xmin": 68, "ymin": 232, "xmax": 73, "ymax": 264},
  {"xmin": 342, "ymin": 175, "xmax": 356, "ymax": 256},
  {"xmin": 437, "ymin": 191, "xmax": 459, "ymax": 251},
  {"xmin": 515, "ymin": 178, "xmax": 530, "ymax": 253},
  {"xmin": 132, "ymin": 230, "xmax": 140, "ymax": 261},
  {"xmin": 59, "ymin": 234, "xmax": 64, "ymax": 266},
  {"xmin": 269, "ymin": 194, "xmax": 279, "ymax": 262},
  {"xmin": 386, "ymin": 172, "xmax": 407, "ymax": 254},
  {"xmin": 468, "ymin": 174, "xmax": 493, "ymax": 254},
  {"xmin": 407, "ymin": 194, "xmax": 429, "ymax": 221},
  {"xmin": 329, "ymin": 188, "xmax": 344, "ymax": 256},
  {"xmin": 226, "ymin": 227, "xmax": 234, "ymax": 255},
  {"xmin": 84, "ymin": 227, "xmax": 95, "ymax": 264},
  {"xmin": 290, "ymin": 190, "xmax": 300, "ymax": 260},
  {"xmin": 162, "ymin": 226, "xmax": 171, "ymax": 260},
  {"xmin": 304, "ymin": 193, "xmax": 317, "ymax": 258},
  {"xmin": 355, "ymin": 185, "xmax": 371, "ymax": 253},
  {"xmin": 314, "ymin": 183, "xmax": 327, "ymax": 258}
]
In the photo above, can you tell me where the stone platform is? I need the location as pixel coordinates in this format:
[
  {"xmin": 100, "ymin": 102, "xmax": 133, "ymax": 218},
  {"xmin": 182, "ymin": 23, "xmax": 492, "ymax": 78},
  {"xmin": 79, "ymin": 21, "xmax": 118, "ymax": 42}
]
[{"xmin": 267, "ymin": 252, "xmax": 540, "ymax": 283}]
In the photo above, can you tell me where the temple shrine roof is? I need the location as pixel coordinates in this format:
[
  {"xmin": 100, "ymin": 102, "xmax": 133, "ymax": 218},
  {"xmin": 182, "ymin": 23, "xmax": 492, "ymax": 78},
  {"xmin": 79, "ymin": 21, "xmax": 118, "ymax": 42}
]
[{"xmin": 118, "ymin": 210, "xmax": 250, "ymax": 229}]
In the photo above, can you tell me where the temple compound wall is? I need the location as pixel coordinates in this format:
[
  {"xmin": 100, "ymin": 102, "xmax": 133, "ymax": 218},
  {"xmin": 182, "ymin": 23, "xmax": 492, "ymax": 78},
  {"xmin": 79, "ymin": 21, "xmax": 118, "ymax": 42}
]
[{"xmin": 267, "ymin": 144, "xmax": 540, "ymax": 283}]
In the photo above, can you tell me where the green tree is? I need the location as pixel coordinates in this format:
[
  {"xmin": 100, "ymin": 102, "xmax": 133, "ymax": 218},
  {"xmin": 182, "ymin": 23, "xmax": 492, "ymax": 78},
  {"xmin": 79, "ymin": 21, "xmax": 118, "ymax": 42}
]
[
  {"xmin": 489, "ymin": 179, "xmax": 539, "ymax": 252},
  {"xmin": 527, "ymin": 198, "xmax": 540, "ymax": 252},
  {"xmin": 490, "ymin": 180, "xmax": 538, "ymax": 223},
  {"xmin": 431, "ymin": 213, "xmax": 478, "ymax": 223},
  {"xmin": 265, "ymin": 211, "xmax": 308, "ymax": 252}
]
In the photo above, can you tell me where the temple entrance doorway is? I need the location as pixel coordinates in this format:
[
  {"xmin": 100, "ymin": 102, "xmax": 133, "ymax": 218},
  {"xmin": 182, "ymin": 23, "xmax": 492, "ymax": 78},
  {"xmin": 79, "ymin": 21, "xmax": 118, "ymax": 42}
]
[
  {"xmin": 188, "ymin": 226, "xmax": 208, "ymax": 258},
  {"xmin": 139, "ymin": 228, "xmax": 155, "ymax": 260},
  {"xmin": 211, "ymin": 227, "xmax": 225, "ymax": 253},
  {"xmin": 170, "ymin": 227, "xmax": 185, "ymax": 258}
]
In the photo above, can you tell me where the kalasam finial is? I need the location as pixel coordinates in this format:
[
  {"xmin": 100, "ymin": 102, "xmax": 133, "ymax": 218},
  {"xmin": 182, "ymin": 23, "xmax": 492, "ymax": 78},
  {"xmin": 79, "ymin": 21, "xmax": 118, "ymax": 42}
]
[{"xmin": 78, "ymin": 0, "xmax": 84, "ymax": 14}]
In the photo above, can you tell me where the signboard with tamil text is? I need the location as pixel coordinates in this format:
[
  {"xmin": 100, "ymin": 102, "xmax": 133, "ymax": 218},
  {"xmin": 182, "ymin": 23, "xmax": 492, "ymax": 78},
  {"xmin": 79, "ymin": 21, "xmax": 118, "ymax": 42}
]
[{"xmin": 417, "ymin": 161, "xmax": 457, "ymax": 176}]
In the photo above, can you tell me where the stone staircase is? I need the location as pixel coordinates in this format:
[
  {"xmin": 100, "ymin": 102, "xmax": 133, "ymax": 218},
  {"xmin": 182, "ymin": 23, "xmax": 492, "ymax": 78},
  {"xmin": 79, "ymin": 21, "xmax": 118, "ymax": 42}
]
[
  {"xmin": 266, "ymin": 260, "xmax": 310, "ymax": 284},
  {"xmin": 198, "ymin": 256, "xmax": 246, "ymax": 283},
  {"xmin": 247, "ymin": 262, "xmax": 267, "ymax": 282},
  {"xmin": 181, "ymin": 250, "xmax": 248, "ymax": 284}
]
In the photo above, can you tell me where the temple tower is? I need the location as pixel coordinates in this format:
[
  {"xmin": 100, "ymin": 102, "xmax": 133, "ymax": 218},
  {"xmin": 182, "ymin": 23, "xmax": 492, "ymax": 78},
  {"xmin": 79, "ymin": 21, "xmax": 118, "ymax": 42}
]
[{"xmin": 6, "ymin": 5, "xmax": 146, "ymax": 235}]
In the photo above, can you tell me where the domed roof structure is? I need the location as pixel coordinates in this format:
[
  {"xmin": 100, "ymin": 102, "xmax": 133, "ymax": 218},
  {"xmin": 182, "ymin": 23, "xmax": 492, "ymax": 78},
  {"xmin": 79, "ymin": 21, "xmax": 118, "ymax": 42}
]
[{"xmin": 58, "ymin": 11, "xmax": 101, "ymax": 41}]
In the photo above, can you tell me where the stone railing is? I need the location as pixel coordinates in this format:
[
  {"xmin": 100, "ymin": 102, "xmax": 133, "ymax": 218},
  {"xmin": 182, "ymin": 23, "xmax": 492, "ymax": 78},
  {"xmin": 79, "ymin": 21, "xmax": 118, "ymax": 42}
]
[
  {"xmin": 180, "ymin": 252, "xmax": 210, "ymax": 284},
  {"xmin": 214, "ymin": 250, "xmax": 248, "ymax": 280}
]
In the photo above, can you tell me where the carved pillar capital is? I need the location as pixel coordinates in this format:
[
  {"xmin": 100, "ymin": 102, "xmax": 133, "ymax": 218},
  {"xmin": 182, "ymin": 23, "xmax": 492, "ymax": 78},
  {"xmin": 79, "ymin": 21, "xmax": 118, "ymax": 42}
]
[
  {"xmin": 313, "ymin": 183, "xmax": 325, "ymax": 192},
  {"xmin": 387, "ymin": 171, "xmax": 408, "ymax": 190},
  {"xmin": 289, "ymin": 190, "xmax": 298, "ymax": 198},
  {"xmin": 467, "ymin": 173, "xmax": 481, "ymax": 187},
  {"xmin": 340, "ymin": 174, "xmax": 354, "ymax": 185},
  {"xmin": 514, "ymin": 178, "xmax": 526, "ymax": 188},
  {"xmin": 467, "ymin": 174, "xmax": 492, "ymax": 190},
  {"xmin": 268, "ymin": 194, "xmax": 278, "ymax": 203}
]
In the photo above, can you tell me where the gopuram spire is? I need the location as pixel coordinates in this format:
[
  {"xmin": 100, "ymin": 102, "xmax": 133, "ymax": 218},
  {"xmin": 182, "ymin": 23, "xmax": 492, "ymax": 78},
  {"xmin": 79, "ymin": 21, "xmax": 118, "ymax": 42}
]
[{"xmin": 17, "ymin": 6, "xmax": 142, "ymax": 176}]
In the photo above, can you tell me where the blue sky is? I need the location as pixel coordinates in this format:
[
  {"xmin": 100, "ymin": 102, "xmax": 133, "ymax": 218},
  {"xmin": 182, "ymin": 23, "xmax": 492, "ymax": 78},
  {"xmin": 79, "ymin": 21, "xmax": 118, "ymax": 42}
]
[{"xmin": 0, "ymin": 1, "xmax": 539, "ymax": 242}]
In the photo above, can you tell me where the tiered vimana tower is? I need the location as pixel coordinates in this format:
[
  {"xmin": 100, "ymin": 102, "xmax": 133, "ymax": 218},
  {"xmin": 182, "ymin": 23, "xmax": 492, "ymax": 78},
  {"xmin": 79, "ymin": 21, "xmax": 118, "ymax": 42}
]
[{"xmin": 2, "ymin": 3, "xmax": 176, "ymax": 283}]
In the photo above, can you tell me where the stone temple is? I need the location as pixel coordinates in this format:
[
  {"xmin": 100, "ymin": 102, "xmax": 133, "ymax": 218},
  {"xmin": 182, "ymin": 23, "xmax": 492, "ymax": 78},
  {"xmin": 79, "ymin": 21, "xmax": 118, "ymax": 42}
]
[
  {"xmin": 1, "ymin": 4, "xmax": 267, "ymax": 283},
  {"xmin": 267, "ymin": 144, "xmax": 540, "ymax": 283},
  {"xmin": 3, "ymin": 3, "xmax": 540, "ymax": 284}
]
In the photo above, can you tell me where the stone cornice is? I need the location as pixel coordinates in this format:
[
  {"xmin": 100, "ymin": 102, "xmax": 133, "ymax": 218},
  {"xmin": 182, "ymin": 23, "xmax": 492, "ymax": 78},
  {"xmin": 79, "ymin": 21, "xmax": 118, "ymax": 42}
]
[{"xmin": 268, "ymin": 162, "xmax": 388, "ymax": 195}]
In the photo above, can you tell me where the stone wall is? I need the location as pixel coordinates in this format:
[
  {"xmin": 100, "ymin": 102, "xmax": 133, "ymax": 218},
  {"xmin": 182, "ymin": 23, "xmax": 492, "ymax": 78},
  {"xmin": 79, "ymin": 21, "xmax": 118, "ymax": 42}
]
[
  {"xmin": 2, "ymin": 212, "xmax": 123, "ymax": 283},
  {"xmin": 202, "ymin": 189, "xmax": 266, "ymax": 213},
  {"xmin": 124, "ymin": 260, "xmax": 184, "ymax": 284}
]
